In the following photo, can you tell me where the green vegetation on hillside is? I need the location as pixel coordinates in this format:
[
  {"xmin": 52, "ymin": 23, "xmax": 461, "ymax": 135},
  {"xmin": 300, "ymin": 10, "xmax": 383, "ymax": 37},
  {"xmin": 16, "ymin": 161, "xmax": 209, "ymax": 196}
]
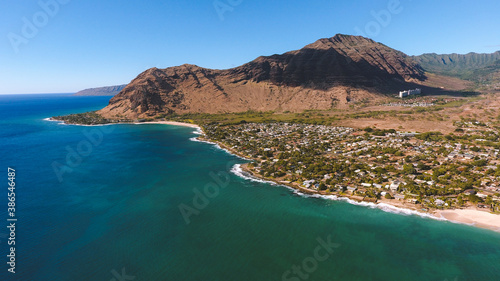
[
  {"xmin": 413, "ymin": 51, "xmax": 500, "ymax": 91},
  {"xmin": 52, "ymin": 111, "xmax": 112, "ymax": 125}
]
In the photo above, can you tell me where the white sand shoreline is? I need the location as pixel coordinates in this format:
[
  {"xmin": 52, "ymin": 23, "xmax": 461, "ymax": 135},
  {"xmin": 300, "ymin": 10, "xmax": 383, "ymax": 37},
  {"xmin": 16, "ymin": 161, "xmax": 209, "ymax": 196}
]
[
  {"xmin": 135, "ymin": 121, "xmax": 201, "ymax": 129},
  {"xmin": 435, "ymin": 209, "xmax": 500, "ymax": 233},
  {"xmin": 44, "ymin": 118, "xmax": 202, "ymax": 130}
]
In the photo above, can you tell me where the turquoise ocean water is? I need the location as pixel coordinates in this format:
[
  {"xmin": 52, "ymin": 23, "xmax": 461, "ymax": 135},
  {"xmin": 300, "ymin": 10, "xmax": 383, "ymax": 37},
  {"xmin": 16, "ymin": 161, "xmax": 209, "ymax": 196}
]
[{"xmin": 0, "ymin": 94, "xmax": 499, "ymax": 281}]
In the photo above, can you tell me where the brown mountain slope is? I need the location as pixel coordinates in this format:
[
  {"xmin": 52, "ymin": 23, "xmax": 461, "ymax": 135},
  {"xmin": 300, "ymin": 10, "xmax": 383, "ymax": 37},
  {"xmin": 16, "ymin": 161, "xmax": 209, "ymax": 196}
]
[{"xmin": 98, "ymin": 34, "xmax": 437, "ymax": 119}]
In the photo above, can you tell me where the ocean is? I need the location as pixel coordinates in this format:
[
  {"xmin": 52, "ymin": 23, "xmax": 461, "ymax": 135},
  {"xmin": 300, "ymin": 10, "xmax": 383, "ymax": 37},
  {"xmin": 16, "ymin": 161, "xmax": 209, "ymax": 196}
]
[{"xmin": 0, "ymin": 94, "xmax": 499, "ymax": 281}]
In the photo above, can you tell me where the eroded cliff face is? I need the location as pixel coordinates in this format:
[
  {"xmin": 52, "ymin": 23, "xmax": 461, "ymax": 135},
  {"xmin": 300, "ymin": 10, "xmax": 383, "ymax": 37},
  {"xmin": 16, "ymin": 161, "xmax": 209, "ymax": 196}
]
[{"xmin": 98, "ymin": 34, "xmax": 426, "ymax": 119}]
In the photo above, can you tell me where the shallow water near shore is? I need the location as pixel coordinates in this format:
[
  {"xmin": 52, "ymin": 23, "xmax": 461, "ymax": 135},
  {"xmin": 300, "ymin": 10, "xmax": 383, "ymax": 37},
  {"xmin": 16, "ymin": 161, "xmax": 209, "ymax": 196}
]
[{"xmin": 1, "ymin": 94, "xmax": 500, "ymax": 281}]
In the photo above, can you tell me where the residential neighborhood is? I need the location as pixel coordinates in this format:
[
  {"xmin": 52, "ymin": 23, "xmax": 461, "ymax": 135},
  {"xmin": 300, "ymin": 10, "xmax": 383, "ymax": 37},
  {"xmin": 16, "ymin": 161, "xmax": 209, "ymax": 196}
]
[{"xmin": 203, "ymin": 121, "xmax": 500, "ymax": 213}]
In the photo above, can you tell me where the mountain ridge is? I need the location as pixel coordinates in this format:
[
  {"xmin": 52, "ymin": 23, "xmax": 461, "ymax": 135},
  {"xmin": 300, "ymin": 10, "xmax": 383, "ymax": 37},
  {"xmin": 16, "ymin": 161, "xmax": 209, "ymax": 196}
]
[
  {"xmin": 97, "ymin": 34, "xmax": 461, "ymax": 119},
  {"xmin": 412, "ymin": 51, "xmax": 500, "ymax": 80},
  {"xmin": 74, "ymin": 85, "xmax": 127, "ymax": 96}
]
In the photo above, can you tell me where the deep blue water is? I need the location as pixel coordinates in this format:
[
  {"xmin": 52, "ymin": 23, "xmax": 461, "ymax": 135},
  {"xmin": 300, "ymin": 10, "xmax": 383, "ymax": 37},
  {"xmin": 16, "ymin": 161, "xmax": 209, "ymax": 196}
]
[{"xmin": 0, "ymin": 94, "xmax": 499, "ymax": 281}]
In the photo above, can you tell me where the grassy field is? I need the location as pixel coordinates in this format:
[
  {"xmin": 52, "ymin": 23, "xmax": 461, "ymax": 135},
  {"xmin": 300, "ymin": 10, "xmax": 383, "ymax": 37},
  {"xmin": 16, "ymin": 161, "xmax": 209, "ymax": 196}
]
[{"xmin": 156, "ymin": 94, "xmax": 486, "ymax": 130}]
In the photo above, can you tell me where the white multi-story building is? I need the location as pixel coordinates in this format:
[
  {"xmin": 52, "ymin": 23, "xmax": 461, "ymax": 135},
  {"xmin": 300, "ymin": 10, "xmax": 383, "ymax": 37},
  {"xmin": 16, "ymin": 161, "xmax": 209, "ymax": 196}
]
[{"xmin": 399, "ymin": 88, "xmax": 421, "ymax": 98}]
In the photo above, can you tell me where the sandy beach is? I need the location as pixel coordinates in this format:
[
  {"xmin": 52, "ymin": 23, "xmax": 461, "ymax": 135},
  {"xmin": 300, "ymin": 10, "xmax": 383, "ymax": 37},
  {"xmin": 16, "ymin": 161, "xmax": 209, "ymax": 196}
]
[
  {"xmin": 436, "ymin": 209, "xmax": 500, "ymax": 233},
  {"xmin": 136, "ymin": 121, "xmax": 201, "ymax": 129},
  {"xmin": 47, "ymin": 118, "xmax": 203, "ymax": 130}
]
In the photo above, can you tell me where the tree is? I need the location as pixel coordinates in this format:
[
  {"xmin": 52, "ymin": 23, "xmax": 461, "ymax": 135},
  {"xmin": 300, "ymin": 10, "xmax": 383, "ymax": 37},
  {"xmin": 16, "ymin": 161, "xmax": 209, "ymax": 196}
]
[
  {"xmin": 468, "ymin": 194, "xmax": 481, "ymax": 203},
  {"xmin": 403, "ymin": 164, "xmax": 417, "ymax": 175},
  {"xmin": 470, "ymin": 146, "xmax": 480, "ymax": 152},
  {"xmin": 472, "ymin": 159, "xmax": 487, "ymax": 167},
  {"xmin": 485, "ymin": 196, "xmax": 493, "ymax": 205},
  {"xmin": 395, "ymin": 151, "xmax": 404, "ymax": 157},
  {"xmin": 415, "ymin": 132, "xmax": 443, "ymax": 141},
  {"xmin": 417, "ymin": 162, "xmax": 430, "ymax": 170}
]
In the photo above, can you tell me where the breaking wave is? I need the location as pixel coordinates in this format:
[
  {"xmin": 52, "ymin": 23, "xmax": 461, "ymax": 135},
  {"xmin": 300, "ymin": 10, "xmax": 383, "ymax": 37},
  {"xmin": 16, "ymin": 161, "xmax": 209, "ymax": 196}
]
[{"xmin": 230, "ymin": 163, "xmax": 445, "ymax": 222}]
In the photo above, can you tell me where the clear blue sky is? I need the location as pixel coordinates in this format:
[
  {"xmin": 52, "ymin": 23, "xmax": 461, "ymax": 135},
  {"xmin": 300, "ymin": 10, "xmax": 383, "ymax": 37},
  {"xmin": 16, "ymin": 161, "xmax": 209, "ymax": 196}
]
[{"xmin": 1, "ymin": 0, "xmax": 499, "ymax": 94}]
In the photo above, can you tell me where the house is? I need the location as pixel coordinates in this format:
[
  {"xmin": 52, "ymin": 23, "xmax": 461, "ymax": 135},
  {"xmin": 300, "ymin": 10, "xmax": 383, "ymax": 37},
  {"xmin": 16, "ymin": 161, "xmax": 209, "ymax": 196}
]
[
  {"xmin": 395, "ymin": 194, "xmax": 405, "ymax": 200},
  {"xmin": 476, "ymin": 193, "xmax": 488, "ymax": 199},
  {"xmin": 303, "ymin": 180, "xmax": 315, "ymax": 188},
  {"xmin": 390, "ymin": 181, "xmax": 401, "ymax": 192},
  {"xmin": 435, "ymin": 199, "xmax": 445, "ymax": 206},
  {"xmin": 464, "ymin": 189, "xmax": 476, "ymax": 195},
  {"xmin": 361, "ymin": 183, "xmax": 372, "ymax": 187},
  {"xmin": 347, "ymin": 186, "xmax": 357, "ymax": 193},
  {"xmin": 464, "ymin": 153, "xmax": 474, "ymax": 159},
  {"xmin": 335, "ymin": 185, "xmax": 345, "ymax": 191}
]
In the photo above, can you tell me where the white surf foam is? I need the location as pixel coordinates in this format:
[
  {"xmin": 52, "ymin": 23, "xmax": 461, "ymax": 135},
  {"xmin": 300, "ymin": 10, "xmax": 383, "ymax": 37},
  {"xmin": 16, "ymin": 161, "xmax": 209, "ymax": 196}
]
[
  {"xmin": 230, "ymin": 164, "xmax": 278, "ymax": 185},
  {"xmin": 193, "ymin": 127, "xmax": 203, "ymax": 135},
  {"xmin": 189, "ymin": 137, "xmax": 251, "ymax": 160},
  {"xmin": 43, "ymin": 117, "xmax": 68, "ymax": 125},
  {"xmin": 230, "ymin": 163, "xmax": 446, "ymax": 222},
  {"xmin": 189, "ymin": 137, "xmax": 214, "ymax": 144},
  {"xmin": 214, "ymin": 145, "xmax": 250, "ymax": 160},
  {"xmin": 295, "ymin": 191, "xmax": 445, "ymax": 221}
]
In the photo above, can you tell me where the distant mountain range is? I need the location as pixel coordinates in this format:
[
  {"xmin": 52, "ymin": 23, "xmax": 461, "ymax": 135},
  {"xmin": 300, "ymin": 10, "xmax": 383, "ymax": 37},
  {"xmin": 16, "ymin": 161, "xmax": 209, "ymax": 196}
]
[
  {"xmin": 86, "ymin": 35, "xmax": 498, "ymax": 119},
  {"xmin": 413, "ymin": 51, "xmax": 500, "ymax": 90},
  {"xmin": 74, "ymin": 85, "xmax": 126, "ymax": 96}
]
